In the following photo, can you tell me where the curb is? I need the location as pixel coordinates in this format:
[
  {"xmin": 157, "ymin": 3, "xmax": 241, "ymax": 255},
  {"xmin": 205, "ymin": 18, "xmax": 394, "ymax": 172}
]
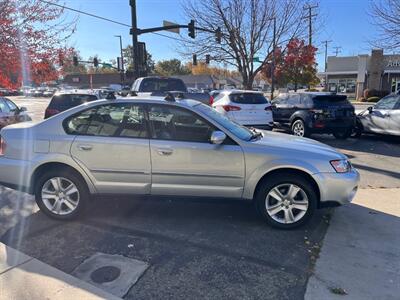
[{"xmin": 0, "ymin": 242, "xmax": 121, "ymax": 300}]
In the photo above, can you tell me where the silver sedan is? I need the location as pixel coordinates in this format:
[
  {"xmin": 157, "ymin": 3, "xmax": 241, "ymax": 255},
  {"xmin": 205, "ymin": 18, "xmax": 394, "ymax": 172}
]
[{"xmin": 0, "ymin": 97, "xmax": 360, "ymax": 229}]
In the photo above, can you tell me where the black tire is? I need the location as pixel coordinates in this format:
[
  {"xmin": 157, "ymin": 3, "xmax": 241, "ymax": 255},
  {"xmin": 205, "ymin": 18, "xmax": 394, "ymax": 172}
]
[
  {"xmin": 291, "ymin": 119, "xmax": 310, "ymax": 137},
  {"xmin": 333, "ymin": 129, "xmax": 352, "ymax": 139},
  {"xmin": 255, "ymin": 173, "xmax": 318, "ymax": 229},
  {"xmin": 34, "ymin": 168, "xmax": 89, "ymax": 220},
  {"xmin": 350, "ymin": 122, "xmax": 363, "ymax": 138}
]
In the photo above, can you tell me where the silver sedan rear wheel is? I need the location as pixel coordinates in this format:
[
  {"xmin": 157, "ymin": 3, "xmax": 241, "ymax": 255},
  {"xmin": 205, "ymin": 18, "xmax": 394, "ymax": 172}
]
[
  {"xmin": 265, "ymin": 183, "xmax": 309, "ymax": 224},
  {"xmin": 41, "ymin": 177, "xmax": 80, "ymax": 216}
]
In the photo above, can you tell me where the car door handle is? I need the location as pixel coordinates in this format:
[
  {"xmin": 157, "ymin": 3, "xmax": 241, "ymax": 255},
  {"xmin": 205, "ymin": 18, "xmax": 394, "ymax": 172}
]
[
  {"xmin": 77, "ymin": 144, "xmax": 93, "ymax": 151},
  {"xmin": 157, "ymin": 148, "xmax": 173, "ymax": 156}
]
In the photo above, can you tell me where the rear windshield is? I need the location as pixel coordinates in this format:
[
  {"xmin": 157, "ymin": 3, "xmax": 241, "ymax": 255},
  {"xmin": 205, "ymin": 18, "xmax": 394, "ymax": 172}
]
[
  {"xmin": 229, "ymin": 93, "xmax": 268, "ymax": 104},
  {"xmin": 312, "ymin": 95, "xmax": 349, "ymax": 104},
  {"xmin": 139, "ymin": 78, "xmax": 187, "ymax": 92},
  {"xmin": 49, "ymin": 94, "xmax": 98, "ymax": 110}
]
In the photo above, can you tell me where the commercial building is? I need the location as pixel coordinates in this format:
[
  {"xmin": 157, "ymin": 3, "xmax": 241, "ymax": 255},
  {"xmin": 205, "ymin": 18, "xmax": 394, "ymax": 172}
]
[{"xmin": 323, "ymin": 49, "xmax": 400, "ymax": 99}]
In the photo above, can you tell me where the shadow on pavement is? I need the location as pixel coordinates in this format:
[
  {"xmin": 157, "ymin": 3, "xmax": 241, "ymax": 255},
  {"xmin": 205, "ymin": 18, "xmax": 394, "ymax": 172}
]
[{"xmin": 1, "ymin": 194, "xmax": 331, "ymax": 300}]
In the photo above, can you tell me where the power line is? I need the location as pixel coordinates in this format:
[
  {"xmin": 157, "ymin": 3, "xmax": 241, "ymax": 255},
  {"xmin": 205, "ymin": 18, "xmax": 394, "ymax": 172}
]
[
  {"xmin": 333, "ymin": 46, "xmax": 342, "ymax": 56},
  {"xmin": 38, "ymin": 0, "xmax": 187, "ymax": 43}
]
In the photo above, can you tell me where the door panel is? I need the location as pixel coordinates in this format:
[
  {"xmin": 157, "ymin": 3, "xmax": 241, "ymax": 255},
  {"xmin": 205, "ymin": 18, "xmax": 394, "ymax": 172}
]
[
  {"xmin": 71, "ymin": 136, "xmax": 151, "ymax": 194},
  {"xmin": 66, "ymin": 102, "xmax": 151, "ymax": 194},
  {"xmin": 388, "ymin": 109, "xmax": 400, "ymax": 135},
  {"xmin": 150, "ymin": 140, "xmax": 245, "ymax": 197},
  {"xmin": 147, "ymin": 104, "xmax": 245, "ymax": 198}
]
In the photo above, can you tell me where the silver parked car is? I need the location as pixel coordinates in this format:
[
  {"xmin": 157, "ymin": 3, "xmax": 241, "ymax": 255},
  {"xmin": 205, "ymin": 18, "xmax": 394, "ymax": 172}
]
[
  {"xmin": 354, "ymin": 94, "xmax": 400, "ymax": 137},
  {"xmin": 0, "ymin": 97, "xmax": 360, "ymax": 229}
]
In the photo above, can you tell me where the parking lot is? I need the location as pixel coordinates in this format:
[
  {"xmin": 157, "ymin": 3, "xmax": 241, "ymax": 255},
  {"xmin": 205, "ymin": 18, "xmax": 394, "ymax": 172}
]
[{"xmin": 0, "ymin": 96, "xmax": 399, "ymax": 299}]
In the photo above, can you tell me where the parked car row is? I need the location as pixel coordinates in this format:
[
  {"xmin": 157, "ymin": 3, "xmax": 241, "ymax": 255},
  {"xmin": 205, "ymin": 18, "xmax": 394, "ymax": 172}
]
[
  {"xmin": 0, "ymin": 93, "xmax": 360, "ymax": 229},
  {"xmin": 0, "ymin": 97, "xmax": 31, "ymax": 130}
]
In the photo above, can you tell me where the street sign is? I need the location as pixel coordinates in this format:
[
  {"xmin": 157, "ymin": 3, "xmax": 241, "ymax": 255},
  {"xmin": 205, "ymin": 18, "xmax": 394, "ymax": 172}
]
[
  {"xmin": 253, "ymin": 57, "xmax": 260, "ymax": 62},
  {"xmin": 163, "ymin": 21, "xmax": 180, "ymax": 34}
]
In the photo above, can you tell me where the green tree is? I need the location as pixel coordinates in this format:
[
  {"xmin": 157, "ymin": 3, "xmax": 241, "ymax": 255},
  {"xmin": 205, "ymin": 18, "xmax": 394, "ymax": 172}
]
[
  {"xmin": 154, "ymin": 59, "xmax": 191, "ymax": 76},
  {"xmin": 122, "ymin": 45, "xmax": 155, "ymax": 74}
]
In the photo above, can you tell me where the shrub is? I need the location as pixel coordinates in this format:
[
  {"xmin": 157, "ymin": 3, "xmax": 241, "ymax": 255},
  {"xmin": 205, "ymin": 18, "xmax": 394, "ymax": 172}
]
[
  {"xmin": 366, "ymin": 96, "xmax": 381, "ymax": 102},
  {"xmin": 363, "ymin": 89, "xmax": 389, "ymax": 99}
]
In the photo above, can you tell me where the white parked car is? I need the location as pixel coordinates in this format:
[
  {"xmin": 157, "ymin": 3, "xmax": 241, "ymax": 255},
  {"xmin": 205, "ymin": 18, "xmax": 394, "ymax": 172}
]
[
  {"xmin": 212, "ymin": 90, "xmax": 273, "ymax": 129},
  {"xmin": 354, "ymin": 94, "xmax": 400, "ymax": 137}
]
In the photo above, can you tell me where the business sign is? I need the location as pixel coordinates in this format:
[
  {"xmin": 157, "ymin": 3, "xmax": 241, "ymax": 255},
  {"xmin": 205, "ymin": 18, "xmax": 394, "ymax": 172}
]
[{"xmin": 386, "ymin": 60, "xmax": 400, "ymax": 67}]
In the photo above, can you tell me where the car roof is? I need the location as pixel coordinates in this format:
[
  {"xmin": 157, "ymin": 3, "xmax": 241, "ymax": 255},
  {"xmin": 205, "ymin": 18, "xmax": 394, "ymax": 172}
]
[
  {"xmin": 221, "ymin": 89, "xmax": 264, "ymax": 95},
  {"xmin": 53, "ymin": 89, "xmax": 99, "ymax": 96},
  {"xmin": 79, "ymin": 96, "xmax": 202, "ymax": 109}
]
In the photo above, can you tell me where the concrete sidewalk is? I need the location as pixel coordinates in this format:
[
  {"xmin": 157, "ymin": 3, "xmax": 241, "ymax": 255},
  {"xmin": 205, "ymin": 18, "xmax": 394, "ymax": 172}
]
[
  {"xmin": 305, "ymin": 188, "xmax": 400, "ymax": 300},
  {"xmin": 0, "ymin": 242, "xmax": 120, "ymax": 300}
]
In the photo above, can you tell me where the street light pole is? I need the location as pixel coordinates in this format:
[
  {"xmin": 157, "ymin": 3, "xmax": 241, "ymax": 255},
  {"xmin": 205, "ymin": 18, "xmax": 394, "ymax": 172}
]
[
  {"xmin": 114, "ymin": 35, "xmax": 125, "ymax": 84},
  {"xmin": 130, "ymin": 0, "xmax": 139, "ymax": 78}
]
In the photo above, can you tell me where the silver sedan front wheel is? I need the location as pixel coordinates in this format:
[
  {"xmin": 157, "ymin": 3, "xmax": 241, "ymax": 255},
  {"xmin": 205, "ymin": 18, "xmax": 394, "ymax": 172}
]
[
  {"xmin": 41, "ymin": 177, "xmax": 80, "ymax": 215},
  {"xmin": 265, "ymin": 184, "xmax": 309, "ymax": 224}
]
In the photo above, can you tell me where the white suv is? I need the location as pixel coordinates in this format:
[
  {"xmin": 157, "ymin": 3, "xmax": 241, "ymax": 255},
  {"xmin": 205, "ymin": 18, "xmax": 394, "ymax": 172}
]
[{"xmin": 212, "ymin": 90, "xmax": 273, "ymax": 129}]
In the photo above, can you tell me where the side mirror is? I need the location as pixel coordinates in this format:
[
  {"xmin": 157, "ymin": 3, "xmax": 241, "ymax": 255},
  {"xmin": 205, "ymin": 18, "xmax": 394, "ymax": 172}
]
[
  {"xmin": 367, "ymin": 106, "xmax": 373, "ymax": 114},
  {"xmin": 210, "ymin": 131, "xmax": 226, "ymax": 145},
  {"xmin": 19, "ymin": 106, "xmax": 27, "ymax": 112}
]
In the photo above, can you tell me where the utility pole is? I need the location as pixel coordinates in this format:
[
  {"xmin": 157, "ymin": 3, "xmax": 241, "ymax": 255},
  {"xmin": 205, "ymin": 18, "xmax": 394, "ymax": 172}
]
[
  {"xmin": 303, "ymin": 4, "xmax": 318, "ymax": 46},
  {"xmin": 130, "ymin": 0, "xmax": 139, "ymax": 78},
  {"xmin": 270, "ymin": 17, "xmax": 276, "ymax": 99},
  {"xmin": 333, "ymin": 46, "xmax": 342, "ymax": 56},
  {"xmin": 322, "ymin": 40, "xmax": 332, "ymax": 91},
  {"xmin": 115, "ymin": 35, "xmax": 125, "ymax": 84}
]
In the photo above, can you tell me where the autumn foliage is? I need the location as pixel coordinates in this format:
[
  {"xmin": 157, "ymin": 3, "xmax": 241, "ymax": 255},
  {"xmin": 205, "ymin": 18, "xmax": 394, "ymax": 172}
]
[
  {"xmin": 263, "ymin": 38, "xmax": 319, "ymax": 90},
  {"xmin": 0, "ymin": 0, "xmax": 75, "ymax": 88}
]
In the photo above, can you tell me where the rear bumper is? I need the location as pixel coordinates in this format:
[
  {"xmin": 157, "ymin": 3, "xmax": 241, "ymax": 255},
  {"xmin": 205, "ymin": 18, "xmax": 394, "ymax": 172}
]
[
  {"xmin": 309, "ymin": 118, "xmax": 355, "ymax": 132},
  {"xmin": 313, "ymin": 168, "xmax": 360, "ymax": 206},
  {"xmin": 0, "ymin": 157, "xmax": 33, "ymax": 193}
]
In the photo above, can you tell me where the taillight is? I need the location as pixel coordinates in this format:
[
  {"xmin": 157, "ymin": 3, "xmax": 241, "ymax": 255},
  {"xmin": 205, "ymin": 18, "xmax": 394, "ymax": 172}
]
[
  {"xmin": 0, "ymin": 137, "xmax": 6, "ymax": 156},
  {"xmin": 222, "ymin": 105, "xmax": 241, "ymax": 112},
  {"xmin": 209, "ymin": 95, "xmax": 214, "ymax": 105},
  {"xmin": 45, "ymin": 108, "xmax": 60, "ymax": 118},
  {"xmin": 264, "ymin": 106, "xmax": 272, "ymax": 111}
]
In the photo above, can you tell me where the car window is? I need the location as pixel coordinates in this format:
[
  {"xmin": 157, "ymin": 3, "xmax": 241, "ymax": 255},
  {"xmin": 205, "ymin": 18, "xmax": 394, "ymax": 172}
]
[
  {"xmin": 196, "ymin": 104, "xmax": 253, "ymax": 141},
  {"xmin": 300, "ymin": 94, "xmax": 314, "ymax": 108},
  {"xmin": 375, "ymin": 95, "xmax": 399, "ymax": 110},
  {"xmin": 64, "ymin": 103, "xmax": 148, "ymax": 138},
  {"xmin": 229, "ymin": 93, "xmax": 268, "ymax": 104},
  {"xmin": 148, "ymin": 105, "xmax": 214, "ymax": 143},
  {"xmin": 5, "ymin": 99, "xmax": 18, "ymax": 111},
  {"xmin": 49, "ymin": 94, "xmax": 98, "ymax": 110},
  {"xmin": 287, "ymin": 94, "xmax": 300, "ymax": 105},
  {"xmin": 272, "ymin": 95, "xmax": 287, "ymax": 105},
  {"xmin": 0, "ymin": 99, "xmax": 10, "ymax": 113},
  {"xmin": 139, "ymin": 78, "xmax": 187, "ymax": 92}
]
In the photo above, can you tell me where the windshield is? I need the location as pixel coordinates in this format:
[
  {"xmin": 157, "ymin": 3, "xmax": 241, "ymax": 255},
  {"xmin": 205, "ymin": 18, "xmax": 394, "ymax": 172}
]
[
  {"xmin": 229, "ymin": 93, "xmax": 268, "ymax": 104},
  {"xmin": 195, "ymin": 103, "xmax": 253, "ymax": 141},
  {"xmin": 139, "ymin": 78, "xmax": 187, "ymax": 92}
]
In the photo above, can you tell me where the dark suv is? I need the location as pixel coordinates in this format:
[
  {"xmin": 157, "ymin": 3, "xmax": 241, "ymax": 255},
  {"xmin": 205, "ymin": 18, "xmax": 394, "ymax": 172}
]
[
  {"xmin": 44, "ymin": 91, "xmax": 99, "ymax": 119},
  {"xmin": 272, "ymin": 92, "xmax": 355, "ymax": 139}
]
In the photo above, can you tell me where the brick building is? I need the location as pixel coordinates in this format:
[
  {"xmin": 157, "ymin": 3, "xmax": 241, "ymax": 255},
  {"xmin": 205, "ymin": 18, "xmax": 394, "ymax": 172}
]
[{"xmin": 323, "ymin": 49, "xmax": 400, "ymax": 99}]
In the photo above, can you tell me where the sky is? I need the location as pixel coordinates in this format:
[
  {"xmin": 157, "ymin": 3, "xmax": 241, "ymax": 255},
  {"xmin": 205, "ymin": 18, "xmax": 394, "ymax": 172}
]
[{"xmin": 63, "ymin": 0, "xmax": 379, "ymax": 71}]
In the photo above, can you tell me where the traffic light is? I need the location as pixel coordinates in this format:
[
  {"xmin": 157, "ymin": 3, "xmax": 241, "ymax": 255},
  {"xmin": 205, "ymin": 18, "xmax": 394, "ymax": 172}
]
[
  {"xmin": 73, "ymin": 56, "xmax": 78, "ymax": 66},
  {"xmin": 193, "ymin": 54, "xmax": 197, "ymax": 66},
  {"xmin": 205, "ymin": 54, "xmax": 210, "ymax": 64},
  {"xmin": 215, "ymin": 27, "xmax": 222, "ymax": 44},
  {"xmin": 93, "ymin": 57, "xmax": 99, "ymax": 67},
  {"xmin": 188, "ymin": 19, "xmax": 195, "ymax": 39}
]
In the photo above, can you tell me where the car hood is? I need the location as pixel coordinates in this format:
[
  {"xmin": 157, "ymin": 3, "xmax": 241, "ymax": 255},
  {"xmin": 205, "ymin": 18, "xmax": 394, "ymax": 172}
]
[{"xmin": 251, "ymin": 130, "xmax": 346, "ymax": 160}]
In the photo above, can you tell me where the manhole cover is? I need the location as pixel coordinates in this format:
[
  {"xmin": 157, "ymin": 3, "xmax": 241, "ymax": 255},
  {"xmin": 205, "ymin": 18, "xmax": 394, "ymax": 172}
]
[{"xmin": 90, "ymin": 266, "xmax": 121, "ymax": 283}]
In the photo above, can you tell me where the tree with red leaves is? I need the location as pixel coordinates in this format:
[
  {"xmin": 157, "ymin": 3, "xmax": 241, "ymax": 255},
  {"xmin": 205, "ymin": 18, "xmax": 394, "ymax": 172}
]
[
  {"xmin": 263, "ymin": 38, "xmax": 318, "ymax": 91},
  {"xmin": 0, "ymin": 0, "xmax": 75, "ymax": 88}
]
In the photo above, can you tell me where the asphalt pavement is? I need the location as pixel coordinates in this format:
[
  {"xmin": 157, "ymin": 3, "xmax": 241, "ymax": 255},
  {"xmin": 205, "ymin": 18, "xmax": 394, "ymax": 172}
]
[{"xmin": 0, "ymin": 96, "xmax": 398, "ymax": 299}]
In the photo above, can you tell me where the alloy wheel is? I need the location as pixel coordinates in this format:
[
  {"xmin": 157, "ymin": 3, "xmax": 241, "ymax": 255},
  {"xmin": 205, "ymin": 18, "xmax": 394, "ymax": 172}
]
[
  {"xmin": 41, "ymin": 177, "xmax": 80, "ymax": 215},
  {"xmin": 292, "ymin": 121, "xmax": 305, "ymax": 136},
  {"xmin": 265, "ymin": 183, "xmax": 309, "ymax": 224}
]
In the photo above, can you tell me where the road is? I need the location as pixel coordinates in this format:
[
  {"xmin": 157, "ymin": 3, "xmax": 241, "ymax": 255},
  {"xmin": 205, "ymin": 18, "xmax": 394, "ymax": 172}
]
[{"xmin": 0, "ymin": 96, "xmax": 399, "ymax": 299}]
